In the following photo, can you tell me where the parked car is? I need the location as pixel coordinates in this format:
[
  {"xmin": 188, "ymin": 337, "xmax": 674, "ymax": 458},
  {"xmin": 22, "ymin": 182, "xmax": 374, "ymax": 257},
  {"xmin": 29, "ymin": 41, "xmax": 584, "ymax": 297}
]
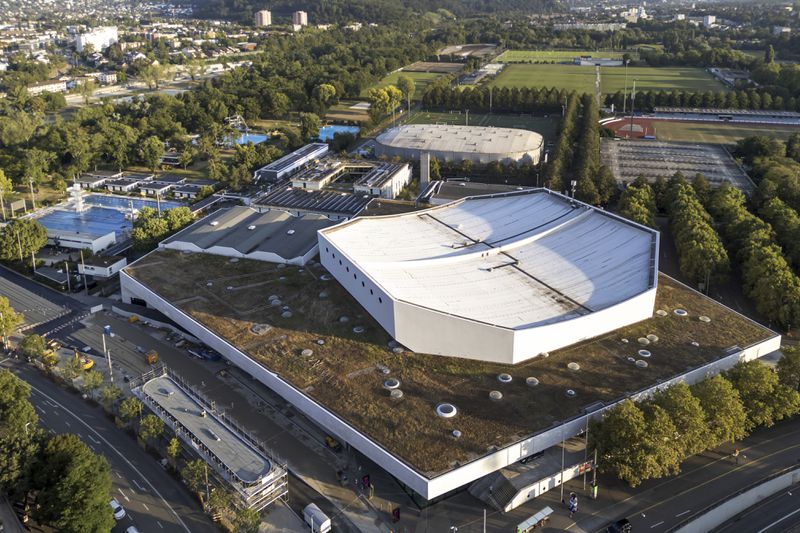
[
  {"xmin": 110, "ymin": 498, "xmax": 126, "ymax": 520},
  {"xmin": 607, "ymin": 518, "xmax": 632, "ymax": 533}
]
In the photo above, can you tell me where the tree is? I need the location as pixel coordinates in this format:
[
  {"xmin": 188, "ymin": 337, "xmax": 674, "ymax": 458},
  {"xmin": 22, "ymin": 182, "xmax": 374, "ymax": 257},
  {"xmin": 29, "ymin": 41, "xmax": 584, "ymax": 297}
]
[
  {"xmin": 0, "ymin": 169, "xmax": 13, "ymax": 220},
  {"xmin": 32, "ymin": 434, "xmax": 114, "ymax": 533},
  {"xmin": 429, "ymin": 156, "xmax": 441, "ymax": 181},
  {"xmin": 735, "ymin": 135, "xmax": 785, "ymax": 166},
  {"xmin": 0, "ymin": 218, "xmax": 48, "ymax": 262},
  {"xmin": 312, "ymin": 83, "xmax": 337, "ymax": 110},
  {"xmin": 139, "ymin": 414, "xmax": 165, "ymax": 446},
  {"xmin": 651, "ymin": 382, "xmax": 709, "ymax": 456},
  {"xmin": 786, "ymin": 133, "xmax": 800, "ymax": 162},
  {"xmin": 78, "ymin": 79, "xmax": 96, "ymax": 105},
  {"xmin": 61, "ymin": 354, "xmax": 84, "ymax": 382},
  {"xmin": 19, "ymin": 334, "xmax": 46, "ymax": 360},
  {"xmin": 777, "ymin": 346, "xmax": 800, "ymax": 391},
  {"xmin": 590, "ymin": 400, "xmax": 650, "ymax": 487},
  {"xmin": 99, "ymin": 384, "xmax": 122, "ymax": 407},
  {"xmin": 207, "ymin": 487, "xmax": 233, "ymax": 514},
  {"xmin": 299, "ymin": 112, "xmax": 321, "ymax": 141},
  {"xmin": 166, "ymin": 436, "xmax": 180, "ymax": 468},
  {"xmin": 182, "ymin": 459, "xmax": 208, "ymax": 494},
  {"xmin": 367, "ymin": 85, "xmax": 402, "ymax": 123},
  {"xmin": 691, "ymin": 375, "xmax": 747, "ymax": 446},
  {"xmin": 618, "ymin": 182, "xmax": 656, "ymax": 227},
  {"xmin": 765, "ymin": 44, "xmax": 776, "ymax": 64},
  {"xmin": 234, "ymin": 507, "xmax": 261, "ymax": 533},
  {"xmin": 179, "ymin": 147, "xmax": 197, "ymax": 170},
  {"xmin": 0, "ymin": 296, "xmax": 23, "ymax": 346},
  {"xmin": 396, "ymin": 76, "xmax": 415, "ymax": 113},
  {"xmin": 726, "ymin": 361, "xmax": 800, "ymax": 430},
  {"xmin": 82, "ymin": 370, "xmax": 104, "ymax": 399},
  {"xmin": 139, "ymin": 136, "xmax": 164, "ymax": 172},
  {"xmin": 0, "ymin": 369, "xmax": 40, "ymax": 494},
  {"xmin": 24, "ymin": 148, "xmax": 56, "ymax": 186},
  {"xmin": 119, "ymin": 397, "xmax": 144, "ymax": 423}
]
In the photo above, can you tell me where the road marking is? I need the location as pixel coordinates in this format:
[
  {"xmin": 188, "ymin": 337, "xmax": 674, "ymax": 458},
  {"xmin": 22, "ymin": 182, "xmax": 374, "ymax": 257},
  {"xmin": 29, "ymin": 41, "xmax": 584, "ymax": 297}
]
[
  {"xmin": 34, "ymin": 405, "xmax": 45, "ymax": 414},
  {"xmin": 675, "ymin": 510, "xmax": 691, "ymax": 517},
  {"xmin": 0, "ymin": 358, "xmax": 9, "ymax": 364},
  {"xmin": 132, "ymin": 479, "xmax": 146, "ymax": 492},
  {"xmin": 118, "ymin": 488, "xmax": 130, "ymax": 502},
  {"xmin": 142, "ymin": 503, "xmax": 150, "ymax": 511},
  {"xmin": 87, "ymin": 434, "xmax": 100, "ymax": 444},
  {"xmin": 157, "ymin": 521, "xmax": 164, "ymax": 529},
  {"xmin": 757, "ymin": 507, "xmax": 800, "ymax": 533},
  {"xmin": 650, "ymin": 521, "xmax": 664, "ymax": 528},
  {"xmin": 115, "ymin": 471, "xmax": 122, "ymax": 479},
  {"xmin": 64, "ymin": 420, "xmax": 71, "ymax": 427},
  {"xmin": 26, "ymin": 383, "xmax": 193, "ymax": 533}
]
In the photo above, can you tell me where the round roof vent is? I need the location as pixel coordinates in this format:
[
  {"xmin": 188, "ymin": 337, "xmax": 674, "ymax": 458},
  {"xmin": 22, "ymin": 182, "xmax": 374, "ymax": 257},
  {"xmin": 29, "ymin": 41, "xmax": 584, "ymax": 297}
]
[
  {"xmin": 691, "ymin": 341, "xmax": 700, "ymax": 347},
  {"xmin": 436, "ymin": 403, "xmax": 457, "ymax": 418},
  {"xmin": 279, "ymin": 276, "xmax": 287, "ymax": 281},
  {"xmin": 277, "ymin": 263, "xmax": 286, "ymax": 269},
  {"xmin": 638, "ymin": 337, "xmax": 650, "ymax": 345},
  {"xmin": 339, "ymin": 316, "xmax": 349, "ymax": 323},
  {"xmin": 320, "ymin": 274, "xmax": 332, "ymax": 281},
  {"xmin": 281, "ymin": 311, "xmax": 293, "ymax": 318},
  {"xmin": 390, "ymin": 389, "xmax": 404, "ymax": 400},
  {"xmin": 317, "ymin": 339, "xmax": 325, "ymax": 345},
  {"xmin": 699, "ymin": 315, "xmax": 711, "ymax": 323},
  {"xmin": 627, "ymin": 356, "xmax": 636, "ymax": 363},
  {"xmin": 206, "ymin": 282, "xmax": 213, "ymax": 287},
  {"xmin": 674, "ymin": 309, "xmax": 688, "ymax": 316},
  {"xmin": 540, "ymin": 352, "xmax": 550, "ymax": 358},
  {"xmin": 638, "ymin": 349, "xmax": 651, "ymax": 358},
  {"xmin": 392, "ymin": 347, "xmax": 404, "ymax": 354},
  {"xmin": 300, "ymin": 349, "xmax": 313, "ymax": 357},
  {"xmin": 229, "ymin": 257, "xmax": 239, "ymax": 263},
  {"xmin": 353, "ymin": 326, "xmax": 365, "ymax": 334},
  {"xmin": 226, "ymin": 286, "xmax": 234, "ymax": 290},
  {"xmin": 565, "ymin": 389, "xmax": 577, "ymax": 398},
  {"xmin": 383, "ymin": 378, "xmax": 401, "ymax": 390},
  {"xmin": 270, "ymin": 299, "xmax": 282, "ymax": 307},
  {"xmin": 656, "ymin": 309, "xmax": 668, "ymax": 317},
  {"xmin": 497, "ymin": 373, "xmax": 512, "ymax": 384},
  {"xmin": 567, "ymin": 362, "xmax": 580, "ymax": 372},
  {"xmin": 286, "ymin": 229, "xmax": 295, "ymax": 235},
  {"xmin": 248, "ymin": 225, "xmax": 256, "ymax": 230},
  {"xmin": 635, "ymin": 360, "xmax": 649, "ymax": 368},
  {"xmin": 489, "ymin": 390, "xmax": 503, "ymax": 401},
  {"xmin": 452, "ymin": 429, "xmax": 462, "ymax": 438},
  {"xmin": 250, "ymin": 324, "xmax": 272, "ymax": 335},
  {"xmin": 646, "ymin": 334, "xmax": 659, "ymax": 342},
  {"xmin": 621, "ymin": 338, "xmax": 629, "ymax": 343},
  {"xmin": 526, "ymin": 377, "xmax": 539, "ymax": 387},
  {"xmin": 319, "ymin": 291, "xmax": 329, "ymax": 299}
]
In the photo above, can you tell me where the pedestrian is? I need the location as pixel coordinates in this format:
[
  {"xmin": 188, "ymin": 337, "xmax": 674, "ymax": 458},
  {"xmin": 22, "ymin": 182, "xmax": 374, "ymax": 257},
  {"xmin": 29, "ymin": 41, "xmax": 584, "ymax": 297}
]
[
  {"xmin": 733, "ymin": 448, "xmax": 740, "ymax": 465},
  {"xmin": 569, "ymin": 492, "xmax": 578, "ymax": 519}
]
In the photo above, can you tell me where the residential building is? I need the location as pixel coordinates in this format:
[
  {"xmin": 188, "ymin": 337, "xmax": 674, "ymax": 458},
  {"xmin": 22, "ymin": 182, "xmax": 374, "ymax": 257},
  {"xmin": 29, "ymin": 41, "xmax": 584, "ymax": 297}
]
[
  {"xmin": 254, "ymin": 10, "xmax": 272, "ymax": 26},
  {"xmin": 292, "ymin": 11, "xmax": 308, "ymax": 26},
  {"xmin": 76, "ymin": 26, "xmax": 119, "ymax": 52}
]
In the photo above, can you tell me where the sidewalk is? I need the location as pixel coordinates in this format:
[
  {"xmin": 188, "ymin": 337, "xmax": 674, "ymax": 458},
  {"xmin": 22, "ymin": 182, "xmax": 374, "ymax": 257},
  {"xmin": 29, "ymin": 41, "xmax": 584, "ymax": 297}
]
[
  {"xmin": 0, "ymin": 497, "xmax": 25, "ymax": 533},
  {"xmin": 262, "ymin": 502, "xmax": 307, "ymax": 533}
]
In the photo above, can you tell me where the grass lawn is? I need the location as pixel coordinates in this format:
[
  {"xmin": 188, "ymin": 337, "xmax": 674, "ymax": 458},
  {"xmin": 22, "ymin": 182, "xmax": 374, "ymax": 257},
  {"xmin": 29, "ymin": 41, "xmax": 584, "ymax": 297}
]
[
  {"xmin": 325, "ymin": 101, "xmax": 371, "ymax": 124},
  {"xmin": 496, "ymin": 50, "xmax": 635, "ymax": 63},
  {"xmin": 651, "ymin": 121, "xmax": 800, "ymax": 144},
  {"xmin": 600, "ymin": 66, "xmax": 727, "ymax": 93},
  {"xmin": 360, "ymin": 71, "xmax": 442, "ymax": 100},
  {"xmin": 407, "ymin": 110, "xmax": 560, "ymax": 143},
  {"xmin": 490, "ymin": 64, "xmax": 597, "ymax": 93}
]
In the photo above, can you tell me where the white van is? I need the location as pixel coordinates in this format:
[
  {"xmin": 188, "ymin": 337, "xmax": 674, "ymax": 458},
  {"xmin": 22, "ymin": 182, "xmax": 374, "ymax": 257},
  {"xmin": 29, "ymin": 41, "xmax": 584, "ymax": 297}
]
[{"xmin": 303, "ymin": 503, "xmax": 331, "ymax": 533}]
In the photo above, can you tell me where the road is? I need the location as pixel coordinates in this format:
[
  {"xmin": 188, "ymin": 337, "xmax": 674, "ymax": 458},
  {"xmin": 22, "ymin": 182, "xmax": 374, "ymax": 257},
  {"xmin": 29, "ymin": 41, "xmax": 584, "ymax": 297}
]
[
  {"xmin": 1, "ymin": 360, "xmax": 218, "ymax": 533},
  {"xmin": 715, "ymin": 482, "xmax": 800, "ymax": 533}
]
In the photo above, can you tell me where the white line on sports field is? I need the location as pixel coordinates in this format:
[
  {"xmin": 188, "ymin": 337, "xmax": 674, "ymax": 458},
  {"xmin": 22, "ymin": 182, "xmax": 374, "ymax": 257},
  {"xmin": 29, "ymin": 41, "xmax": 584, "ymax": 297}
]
[{"xmin": 27, "ymin": 384, "xmax": 191, "ymax": 533}]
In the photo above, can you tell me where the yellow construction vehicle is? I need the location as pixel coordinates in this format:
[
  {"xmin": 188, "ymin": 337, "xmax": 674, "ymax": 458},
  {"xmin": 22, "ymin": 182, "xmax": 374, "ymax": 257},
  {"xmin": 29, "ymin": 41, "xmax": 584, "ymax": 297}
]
[
  {"xmin": 74, "ymin": 349, "xmax": 94, "ymax": 370},
  {"xmin": 145, "ymin": 349, "xmax": 159, "ymax": 365}
]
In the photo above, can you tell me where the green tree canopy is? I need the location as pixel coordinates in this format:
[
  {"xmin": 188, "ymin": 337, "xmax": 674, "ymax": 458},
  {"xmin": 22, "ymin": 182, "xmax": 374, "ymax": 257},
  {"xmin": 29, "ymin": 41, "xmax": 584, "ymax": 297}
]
[
  {"xmin": 0, "ymin": 218, "xmax": 48, "ymax": 261},
  {"xmin": 139, "ymin": 414, "xmax": 165, "ymax": 444},
  {"xmin": 19, "ymin": 334, "xmax": 46, "ymax": 360},
  {"xmin": 0, "ymin": 369, "xmax": 40, "ymax": 494},
  {"xmin": 777, "ymin": 346, "xmax": 800, "ymax": 391},
  {"xmin": 652, "ymin": 382, "xmax": 709, "ymax": 456},
  {"xmin": 32, "ymin": 434, "xmax": 114, "ymax": 533},
  {"xmin": 690, "ymin": 374, "xmax": 748, "ymax": 446},
  {"xmin": 139, "ymin": 135, "xmax": 165, "ymax": 172},
  {"xmin": 119, "ymin": 396, "xmax": 144, "ymax": 422},
  {"xmin": 0, "ymin": 296, "xmax": 23, "ymax": 342},
  {"xmin": 726, "ymin": 360, "xmax": 800, "ymax": 429},
  {"xmin": 299, "ymin": 112, "xmax": 321, "ymax": 141}
]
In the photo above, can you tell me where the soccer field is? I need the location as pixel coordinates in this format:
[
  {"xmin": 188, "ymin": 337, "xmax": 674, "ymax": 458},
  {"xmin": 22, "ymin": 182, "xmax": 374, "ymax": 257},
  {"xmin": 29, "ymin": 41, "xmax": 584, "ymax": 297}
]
[
  {"xmin": 407, "ymin": 111, "xmax": 560, "ymax": 142},
  {"xmin": 651, "ymin": 121, "xmax": 800, "ymax": 144},
  {"xmin": 600, "ymin": 66, "xmax": 726, "ymax": 93},
  {"xmin": 489, "ymin": 64, "xmax": 727, "ymax": 94},
  {"xmin": 495, "ymin": 50, "xmax": 633, "ymax": 63},
  {"xmin": 361, "ymin": 71, "xmax": 441, "ymax": 100},
  {"xmin": 489, "ymin": 64, "xmax": 597, "ymax": 93}
]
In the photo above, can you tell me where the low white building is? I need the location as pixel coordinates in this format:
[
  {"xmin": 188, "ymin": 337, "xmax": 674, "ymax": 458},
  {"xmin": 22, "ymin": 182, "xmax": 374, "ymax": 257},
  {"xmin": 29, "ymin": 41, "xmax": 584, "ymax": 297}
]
[
  {"xmin": 27, "ymin": 79, "xmax": 67, "ymax": 95},
  {"xmin": 78, "ymin": 255, "xmax": 128, "ymax": 278},
  {"xmin": 319, "ymin": 189, "xmax": 660, "ymax": 364}
]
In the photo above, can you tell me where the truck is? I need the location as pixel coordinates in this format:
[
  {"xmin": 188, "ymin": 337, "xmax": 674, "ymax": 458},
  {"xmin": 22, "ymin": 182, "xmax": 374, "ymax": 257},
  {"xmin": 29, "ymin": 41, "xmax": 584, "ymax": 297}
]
[
  {"xmin": 303, "ymin": 503, "xmax": 331, "ymax": 533},
  {"xmin": 144, "ymin": 350, "xmax": 159, "ymax": 365}
]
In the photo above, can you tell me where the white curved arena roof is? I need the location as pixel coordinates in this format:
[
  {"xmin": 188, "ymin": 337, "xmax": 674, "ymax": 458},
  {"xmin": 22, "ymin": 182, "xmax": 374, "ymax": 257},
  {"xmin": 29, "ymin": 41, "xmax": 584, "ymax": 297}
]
[
  {"xmin": 321, "ymin": 190, "xmax": 658, "ymax": 330},
  {"xmin": 375, "ymin": 124, "xmax": 543, "ymax": 157}
]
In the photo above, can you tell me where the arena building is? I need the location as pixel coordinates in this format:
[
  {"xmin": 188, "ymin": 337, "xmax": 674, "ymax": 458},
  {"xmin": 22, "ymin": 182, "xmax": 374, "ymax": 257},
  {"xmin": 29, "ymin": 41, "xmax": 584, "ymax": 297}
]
[
  {"xmin": 319, "ymin": 189, "xmax": 659, "ymax": 364},
  {"xmin": 374, "ymin": 124, "xmax": 544, "ymax": 165}
]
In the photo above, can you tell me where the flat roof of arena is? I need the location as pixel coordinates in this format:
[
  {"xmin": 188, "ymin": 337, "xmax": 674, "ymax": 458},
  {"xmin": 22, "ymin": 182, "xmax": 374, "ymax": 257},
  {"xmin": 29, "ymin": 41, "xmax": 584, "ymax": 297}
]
[
  {"xmin": 321, "ymin": 189, "xmax": 659, "ymax": 329},
  {"xmin": 375, "ymin": 124, "xmax": 544, "ymax": 156}
]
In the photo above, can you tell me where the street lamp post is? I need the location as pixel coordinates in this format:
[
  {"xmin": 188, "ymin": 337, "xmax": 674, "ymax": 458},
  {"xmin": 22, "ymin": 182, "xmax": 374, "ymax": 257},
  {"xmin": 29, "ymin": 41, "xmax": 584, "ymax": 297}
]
[
  {"xmin": 0, "ymin": 311, "xmax": 6, "ymax": 351},
  {"xmin": 622, "ymin": 59, "xmax": 630, "ymax": 114}
]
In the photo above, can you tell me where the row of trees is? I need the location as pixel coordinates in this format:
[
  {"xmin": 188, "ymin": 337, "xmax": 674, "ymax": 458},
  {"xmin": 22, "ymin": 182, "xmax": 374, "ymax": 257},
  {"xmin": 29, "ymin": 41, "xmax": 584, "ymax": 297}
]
[
  {"xmin": 591, "ymin": 357, "xmax": 800, "ymax": 487},
  {"xmin": 131, "ymin": 206, "xmax": 195, "ymax": 251},
  {"xmin": 422, "ymin": 84, "xmax": 572, "ymax": 114},
  {"xmin": 0, "ymin": 218, "xmax": 48, "ymax": 263},
  {"xmin": 618, "ymin": 180, "xmax": 657, "ymax": 228},
  {"xmin": 667, "ymin": 182, "xmax": 730, "ymax": 286},
  {"xmin": 604, "ymin": 88, "xmax": 799, "ymax": 113},
  {"xmin": 0, "ymin": 369, "xmax": 115, "ymax": 532},
  {"xmin": 708, "ymin": 184, "xmax": 800, "ymax": 329}
]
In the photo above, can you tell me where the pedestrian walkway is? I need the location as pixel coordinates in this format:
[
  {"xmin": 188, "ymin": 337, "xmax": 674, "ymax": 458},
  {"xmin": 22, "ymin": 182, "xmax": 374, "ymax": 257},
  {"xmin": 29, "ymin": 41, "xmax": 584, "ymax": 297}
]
[
  {"xmin": 0, "ymin": 496, "xmax": 25, "ymax": 533},
  {"xmin": 261, "ymin": 502, "xmax": 306, "ymax": 533}
]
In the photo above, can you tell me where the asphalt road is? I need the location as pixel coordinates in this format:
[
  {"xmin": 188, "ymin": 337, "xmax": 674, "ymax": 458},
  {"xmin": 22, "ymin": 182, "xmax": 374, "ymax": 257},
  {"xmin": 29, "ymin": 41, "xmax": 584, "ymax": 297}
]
[
  {"xmin": 715, "ymin": 482, "xmax": 800, "ymax": 533},
  {"xmin": 1, "ymin": 360, "xmax": 219, "ymax": 533}
]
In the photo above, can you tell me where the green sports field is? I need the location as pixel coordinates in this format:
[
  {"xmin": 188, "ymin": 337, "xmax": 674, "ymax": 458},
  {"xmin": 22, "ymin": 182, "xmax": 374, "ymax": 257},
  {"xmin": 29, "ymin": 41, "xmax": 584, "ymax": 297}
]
[
  {"xmin": 489, "ymin": 64, "xmax": 727, "ymax": 94},
  {"xmin": 651, "ymin": 121, "xmax": 800, "ymax": 144},
  {"xmin": 489, "ymin": 64, "xmax": 597, "ymax": 92},
  {"xmin": 360, "ymin": 71, "xmax": 441, "ymax": 100},
  {"xmin": 407, "ymin": 110, "xmax": 560, "ymax": 142},
  {"xmin": 601, "ymin": 66, "xmax": 726, "ymax": 93},
  {"xmin": 495, "ymin": 50, "xmax": 634, "ymax": 63}
]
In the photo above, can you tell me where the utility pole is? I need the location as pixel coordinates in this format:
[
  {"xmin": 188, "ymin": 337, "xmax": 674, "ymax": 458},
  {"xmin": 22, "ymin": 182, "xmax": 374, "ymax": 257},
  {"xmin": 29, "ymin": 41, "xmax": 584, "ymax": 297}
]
[
  {"xmin": 465, "ymin": 109, "xmax": 469, "ymax": 127},
  {"xmin": 64, "ymin": 261, "xmax": 71, "ymax": 293},
  {"xmin": 629, "ymin": 79, "xmax": 637, "ymax": 138},
  {"xmin": 156, "ymin": 190, "xmax": 161, "ymax": 215},
  {"xmin": 0, "ymin": 186, "xmax": 6, "ymax": 220},
  {"xmin": 622, "ymin": 59, "xmax": 629, "ymax": 114},
  {"xmin": 101, "ymin": 332, "xmax": 113, "ymax": 383},
  {"xmin": 28, "ymin": 177, "xmax": 36, "ymax": 210},
  {"xmin": 80, "ymin": 250, "xmax": 88, "ymax": 295},
  {"xmin": 0, "ymin": 311, "xmax": 7, "ymax": 351},
  {"xmin": 483, "ymin": 508, "xmax": 486, "ymax": 533},
  {"xmin": 560, "ymin": 426, "xmax": 566, "ymax": 503}
]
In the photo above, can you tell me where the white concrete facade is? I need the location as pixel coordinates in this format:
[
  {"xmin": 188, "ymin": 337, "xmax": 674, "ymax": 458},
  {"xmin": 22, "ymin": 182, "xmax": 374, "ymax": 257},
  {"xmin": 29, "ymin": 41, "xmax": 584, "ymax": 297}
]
[
  {"xmin": 119, "ymin": 267, "xmax": 780, "ymax": 501},
  {"xmin": 48, "ymin": 229, "xmax": 115, "ymax": 253},
  {"xmin": 76, "ymin": 26, "xmax": 118, "ymax": 52},
  {"xmin": 319, "ymin": 190, "xmax": 660, "ymax": 364}
]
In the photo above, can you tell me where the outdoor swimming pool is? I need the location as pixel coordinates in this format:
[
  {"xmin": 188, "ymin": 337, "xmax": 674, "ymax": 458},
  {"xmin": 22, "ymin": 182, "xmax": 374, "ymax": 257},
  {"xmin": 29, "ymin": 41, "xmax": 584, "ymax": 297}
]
[
  {"xmin": 318, "ymin": 125, "xmax": 360, "ymax": 141},
  {"xmin": 232, "ymin": 133, "xmax": 269, "ymax": 145},
  {"xmin": 36, "ymin": 195, "xmax": 186, "ymax": 239}
]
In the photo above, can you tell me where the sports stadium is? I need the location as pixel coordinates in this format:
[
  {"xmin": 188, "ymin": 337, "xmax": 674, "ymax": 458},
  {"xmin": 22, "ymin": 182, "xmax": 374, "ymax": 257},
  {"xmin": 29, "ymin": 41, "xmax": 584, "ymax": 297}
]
[
  {"xmin": 319, "ymin": 189, "xmax": 659, "ymax": 364},
  {"xmin": 374, "ymin": 124, "xmax": 544, "ymax": 165}
]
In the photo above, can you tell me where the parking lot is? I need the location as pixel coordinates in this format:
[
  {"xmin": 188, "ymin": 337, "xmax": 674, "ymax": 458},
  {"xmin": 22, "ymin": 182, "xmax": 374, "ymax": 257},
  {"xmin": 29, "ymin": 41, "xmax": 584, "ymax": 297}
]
[
  {"xmin": 601, "ymin": 138, "xmax": 753, "ymax": 191},
  {"xmin": 0, "ymin": 275, "xmax": 70, "ymax": 328}
]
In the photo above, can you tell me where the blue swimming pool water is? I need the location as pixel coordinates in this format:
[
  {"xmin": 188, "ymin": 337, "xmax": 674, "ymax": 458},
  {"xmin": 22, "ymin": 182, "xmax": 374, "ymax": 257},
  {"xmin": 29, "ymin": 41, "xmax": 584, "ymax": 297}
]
[
  {"xmin": 85, "ymin": 194, "xmax": 184, "ymax": 211},
  {"xmin": 232, "ymin": 133, "xmax": 269, "ymax": 145},
  {"xmin": 318, "ymin": 125, "xmax": 360, "ymax": 142},
  {"xmin": 37, "ymin": 195, "xmax": 187, "ymax": 239}
]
